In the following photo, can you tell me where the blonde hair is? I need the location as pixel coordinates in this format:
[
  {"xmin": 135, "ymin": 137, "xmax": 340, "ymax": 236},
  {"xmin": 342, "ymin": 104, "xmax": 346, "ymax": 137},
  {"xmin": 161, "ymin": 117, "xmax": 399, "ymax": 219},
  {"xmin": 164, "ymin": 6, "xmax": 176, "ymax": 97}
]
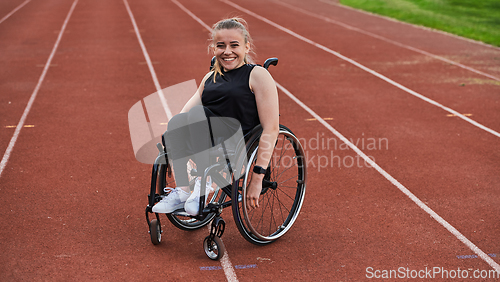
[{"xmin": 209, "ymin": 17, "xmax": 254, "ymax": 82}]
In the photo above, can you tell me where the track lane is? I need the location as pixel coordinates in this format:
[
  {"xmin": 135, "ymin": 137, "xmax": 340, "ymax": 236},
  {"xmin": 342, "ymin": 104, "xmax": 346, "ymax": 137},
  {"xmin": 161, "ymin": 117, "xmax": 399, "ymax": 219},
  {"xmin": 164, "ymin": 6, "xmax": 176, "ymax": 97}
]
[
  {"xmin": 0, "ymin": 0, "xmax": 30, "ymax": 25},
  {"xmin": 272, "ymin": 0, "xmax": 500, "ymax": 82},
  {"xmin": 288, "ymin": 0, "xmax": 500, "ymax": 79},
  {"xmin": 0, "ymin": 0, "xmax": 76, "ymax": 168}
]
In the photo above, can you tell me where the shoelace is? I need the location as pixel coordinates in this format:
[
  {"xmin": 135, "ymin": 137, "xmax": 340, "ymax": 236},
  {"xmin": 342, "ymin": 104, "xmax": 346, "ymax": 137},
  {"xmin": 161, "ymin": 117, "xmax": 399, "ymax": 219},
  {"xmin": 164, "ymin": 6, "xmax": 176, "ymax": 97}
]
[
  {"xmin": 163, "ymin": 187, "xmax": 175, "ymax": 194},
  {"xmin": 160, "ymin": 187, "xmax": 177, "ymax": 202}
]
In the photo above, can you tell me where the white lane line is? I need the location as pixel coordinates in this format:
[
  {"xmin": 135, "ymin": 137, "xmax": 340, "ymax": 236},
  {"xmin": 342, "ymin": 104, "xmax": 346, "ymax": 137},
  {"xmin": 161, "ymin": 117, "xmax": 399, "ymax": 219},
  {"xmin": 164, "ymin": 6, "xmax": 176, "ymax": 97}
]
[
  {"xmin": 220, "ymin": 0, "xmax": 500, "ymax": 139},
  {"xmin": 123, "ymin": 0, "xmax": 173, "ymax": 120},
  {"xmin": 220, "ymin": 250, "xmax": 238, "ymax": 282},
  {"xmin": 0, "ymin": 0, "xmax": 78, "ymax": 178},
  {"xmin": 173, "ymin": 0, "xmax": 211, "ymax": 31},
  {"xmin": 275, "ymin": 81, "xmax": 500, "ymax": 274},
  {"xmin": 172, "ymin": 1, "xmax": 238, "ymax": 280},
  {"xmin": 0, "ymin": 0, "xmax": 30, "ymax": 25},
  {"xmin": 273, "ymin": 0, "xmax": 500, "ymax": 82}
]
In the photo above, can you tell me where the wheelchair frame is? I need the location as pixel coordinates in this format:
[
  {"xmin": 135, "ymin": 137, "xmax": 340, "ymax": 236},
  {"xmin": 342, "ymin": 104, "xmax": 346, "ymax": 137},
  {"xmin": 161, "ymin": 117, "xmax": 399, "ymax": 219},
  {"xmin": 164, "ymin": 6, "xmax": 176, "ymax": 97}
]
[{"xmin": 145, "ymin": 58, "xmax": 307, "ymax": 260}]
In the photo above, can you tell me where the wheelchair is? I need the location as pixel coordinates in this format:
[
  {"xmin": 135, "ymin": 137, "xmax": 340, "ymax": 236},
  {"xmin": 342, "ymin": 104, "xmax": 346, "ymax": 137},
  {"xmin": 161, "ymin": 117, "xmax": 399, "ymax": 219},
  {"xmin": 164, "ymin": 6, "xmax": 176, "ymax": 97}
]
[{"xmin": 145, "ymin": 58, "xmax": 307, "ymax": 260}]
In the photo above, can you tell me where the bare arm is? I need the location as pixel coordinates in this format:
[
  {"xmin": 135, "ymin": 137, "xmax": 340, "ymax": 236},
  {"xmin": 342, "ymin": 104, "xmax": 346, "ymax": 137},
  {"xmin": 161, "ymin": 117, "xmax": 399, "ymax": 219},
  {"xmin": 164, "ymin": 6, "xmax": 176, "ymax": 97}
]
[
  {"xmin": 246, "ymin": 66, "xmax": 279, "ymax": 210},
  {"xmin": 180, "ymin": 72, "xmax": 213, "ymax": 113}
]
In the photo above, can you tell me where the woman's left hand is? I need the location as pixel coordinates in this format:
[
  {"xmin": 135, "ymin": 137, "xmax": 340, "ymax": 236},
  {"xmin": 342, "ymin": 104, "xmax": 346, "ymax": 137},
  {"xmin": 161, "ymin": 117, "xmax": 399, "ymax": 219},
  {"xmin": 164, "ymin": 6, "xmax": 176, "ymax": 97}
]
[{"xmin": 246, "ymin": 173, "xmax": 263, "ymax": 210}]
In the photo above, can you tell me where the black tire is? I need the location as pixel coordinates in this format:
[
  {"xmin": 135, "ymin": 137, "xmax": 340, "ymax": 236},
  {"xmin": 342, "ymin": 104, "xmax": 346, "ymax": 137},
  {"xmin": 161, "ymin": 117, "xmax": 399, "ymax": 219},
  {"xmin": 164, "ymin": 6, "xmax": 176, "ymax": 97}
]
[
  {"xmin": 155, "ymin": 163, "xmax": 227, "ymax": 231},
  {"xmin": 203, "ymin": 236, "xmax": 225, "ymax": 260},
  {"xmin": 232, "ymin": 125, "xmax": 306, "ymax": 245},
  {"xmin": 149, "ymin": 219, "xmax": 162, "ymax": 245}
]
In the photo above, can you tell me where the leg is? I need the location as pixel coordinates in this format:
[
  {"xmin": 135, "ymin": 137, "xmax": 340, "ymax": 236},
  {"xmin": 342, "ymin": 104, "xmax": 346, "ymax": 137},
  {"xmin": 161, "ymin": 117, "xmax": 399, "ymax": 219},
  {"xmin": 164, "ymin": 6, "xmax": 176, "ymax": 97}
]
[
  {"xmin": 154, "ymin": 107, "xmax": 213, "ymax": 214},
  {"xmin": 165, "ymin": 112, "xmax": 191, "ymax": 187},
  {"xmin": 183, "ymin": 106, "xmax": 216, "ymax": 216},
  {"xmin": 186, "ymin": 106, "xmax": 213, "ymax": 175},
  {"xmin": 153, "ymin": 113, "xmax": 192, "ymax": 213}
]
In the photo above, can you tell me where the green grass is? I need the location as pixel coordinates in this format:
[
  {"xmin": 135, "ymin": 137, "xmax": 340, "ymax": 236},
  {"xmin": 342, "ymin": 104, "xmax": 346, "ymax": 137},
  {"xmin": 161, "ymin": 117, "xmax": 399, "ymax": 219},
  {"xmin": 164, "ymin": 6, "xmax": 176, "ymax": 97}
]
[{"xmin": 339, "ymin": 0, "xmax": 500, "ymax": 47}]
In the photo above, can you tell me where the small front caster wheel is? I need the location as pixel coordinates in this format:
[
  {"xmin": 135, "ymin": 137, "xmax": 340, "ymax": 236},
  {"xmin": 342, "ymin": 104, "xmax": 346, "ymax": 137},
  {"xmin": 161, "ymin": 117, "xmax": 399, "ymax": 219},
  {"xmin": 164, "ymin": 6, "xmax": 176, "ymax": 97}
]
[
  {"xmin": 149, "ymin": 219, "xmax": 162, "ymax": 245},
  {"xmin": 203, "ymin": 236, "xmax": 225, "ymax": 260}
]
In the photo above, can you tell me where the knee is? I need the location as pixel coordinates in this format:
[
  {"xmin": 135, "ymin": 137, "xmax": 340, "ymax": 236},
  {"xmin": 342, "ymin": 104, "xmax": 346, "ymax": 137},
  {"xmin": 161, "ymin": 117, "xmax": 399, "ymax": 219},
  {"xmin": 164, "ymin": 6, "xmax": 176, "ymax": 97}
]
[
  {"xmin": 187, "ymin": 105, "xmax": 208, "ymax": 124},
  {"xmin": 167, "ymin": 112, "xmax": 188, "ymax": 131}
]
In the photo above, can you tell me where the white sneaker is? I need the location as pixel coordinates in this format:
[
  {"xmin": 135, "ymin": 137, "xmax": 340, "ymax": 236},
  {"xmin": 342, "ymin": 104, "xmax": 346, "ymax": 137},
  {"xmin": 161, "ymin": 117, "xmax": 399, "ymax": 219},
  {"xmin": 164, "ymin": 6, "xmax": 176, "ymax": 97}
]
[
  {"xmin": 152, "ymin": 187, "xmax": 190, "ymax": 213},
  {"xmin": 184, "ymin": 178, "xmax": 214, "ymax": 216}
]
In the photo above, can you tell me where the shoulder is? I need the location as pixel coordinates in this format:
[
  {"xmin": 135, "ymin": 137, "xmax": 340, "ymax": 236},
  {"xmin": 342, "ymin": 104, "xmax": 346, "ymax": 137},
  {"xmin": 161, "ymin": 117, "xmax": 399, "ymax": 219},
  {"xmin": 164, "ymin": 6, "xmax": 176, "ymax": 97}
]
[
  {"xmin": 201, "ymin": 71, "xmax": 214, "ymax": 86},
  {"xmin": 250, "ymin": 65, "xmax": 272, "ymax": 79},
  {"xmin": 249, "ymin": 65, "xmax": 274, "ymax": 85},
  {"xmin": 202, "ymin": 71, "xmax": 214, "ymax": 82},
  {"xmin": 249, "ymin": 65, "xmax": 276, "ymax": 94}
]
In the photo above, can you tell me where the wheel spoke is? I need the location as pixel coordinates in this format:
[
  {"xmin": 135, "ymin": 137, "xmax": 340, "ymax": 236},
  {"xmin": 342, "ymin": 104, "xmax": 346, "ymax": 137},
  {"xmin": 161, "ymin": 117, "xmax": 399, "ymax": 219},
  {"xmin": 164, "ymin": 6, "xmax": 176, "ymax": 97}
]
[{"xmin": 277, "ymin": 174, "xmax": 299, "ymax": 186}]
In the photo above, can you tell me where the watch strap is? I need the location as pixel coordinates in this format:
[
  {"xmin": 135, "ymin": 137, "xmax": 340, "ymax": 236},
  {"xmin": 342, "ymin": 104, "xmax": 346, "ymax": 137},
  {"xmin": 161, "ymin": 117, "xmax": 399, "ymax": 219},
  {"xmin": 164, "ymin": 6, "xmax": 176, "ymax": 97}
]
[{"xmin": 253, "ymin": 165, "xmax": 267, "ymax": 175}]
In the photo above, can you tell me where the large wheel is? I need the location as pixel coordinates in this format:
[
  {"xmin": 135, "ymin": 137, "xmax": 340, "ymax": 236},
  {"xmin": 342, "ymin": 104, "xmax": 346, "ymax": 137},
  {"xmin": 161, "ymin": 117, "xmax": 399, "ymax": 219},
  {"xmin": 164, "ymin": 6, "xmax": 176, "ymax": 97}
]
[
  {"xmin": 232, "ymin": 125, "xmax": 306, "ymax": 245},
  {"xmin": 155, "ymin": 162, "xmax": 227, "ymax": 231}
]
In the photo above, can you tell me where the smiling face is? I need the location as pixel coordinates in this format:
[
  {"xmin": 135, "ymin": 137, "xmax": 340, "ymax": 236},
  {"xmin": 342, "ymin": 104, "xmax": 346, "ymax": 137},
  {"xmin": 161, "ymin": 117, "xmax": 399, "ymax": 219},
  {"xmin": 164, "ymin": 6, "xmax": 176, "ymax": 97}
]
[{"xmin": 213, "ymin": 28, "xmax": 250, "ymax": 71}]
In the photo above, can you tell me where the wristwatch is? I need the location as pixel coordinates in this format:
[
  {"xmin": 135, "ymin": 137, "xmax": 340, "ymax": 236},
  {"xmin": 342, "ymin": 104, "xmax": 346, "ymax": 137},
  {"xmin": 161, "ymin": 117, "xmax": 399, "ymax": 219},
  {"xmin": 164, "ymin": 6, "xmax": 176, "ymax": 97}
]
[{"xmin": 253, "ymin": 165, "xmax": 267, "ymax": 175}]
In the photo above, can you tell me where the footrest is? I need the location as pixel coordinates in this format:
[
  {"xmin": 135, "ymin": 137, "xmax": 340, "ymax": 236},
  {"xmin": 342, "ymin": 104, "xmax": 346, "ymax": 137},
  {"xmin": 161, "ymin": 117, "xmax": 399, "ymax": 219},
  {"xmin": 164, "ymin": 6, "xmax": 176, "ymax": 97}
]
[
  {"xmin": 203, "ymin": 203, "xmax": 223, "ymax": 214},
  {"xmin": 171, "ymin": 208, "xmax": 191, "ymax": 217}
]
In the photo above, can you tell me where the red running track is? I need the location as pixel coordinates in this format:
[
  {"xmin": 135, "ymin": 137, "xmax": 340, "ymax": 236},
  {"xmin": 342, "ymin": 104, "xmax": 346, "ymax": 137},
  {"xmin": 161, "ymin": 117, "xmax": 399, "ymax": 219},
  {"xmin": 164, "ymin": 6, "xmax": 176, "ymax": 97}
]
[{"xmin": 1, "ymin": 0, "xmax": 499, "ymax": 280}]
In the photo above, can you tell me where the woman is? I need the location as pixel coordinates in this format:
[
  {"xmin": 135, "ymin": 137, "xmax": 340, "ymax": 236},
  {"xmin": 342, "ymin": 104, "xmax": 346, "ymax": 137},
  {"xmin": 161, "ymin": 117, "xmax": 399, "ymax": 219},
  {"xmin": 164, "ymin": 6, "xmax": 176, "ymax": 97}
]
[{"xmin": 152, "ymin": 18, "xmax": 279, "ymax": 216}]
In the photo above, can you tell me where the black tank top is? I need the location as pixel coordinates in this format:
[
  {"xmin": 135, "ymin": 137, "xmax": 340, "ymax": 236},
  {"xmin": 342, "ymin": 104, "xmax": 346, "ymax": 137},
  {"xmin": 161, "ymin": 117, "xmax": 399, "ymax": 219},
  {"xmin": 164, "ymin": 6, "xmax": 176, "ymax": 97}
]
[{"xmin": 202, "ymin": 64, "xmax": 260, "ymax": 135}]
